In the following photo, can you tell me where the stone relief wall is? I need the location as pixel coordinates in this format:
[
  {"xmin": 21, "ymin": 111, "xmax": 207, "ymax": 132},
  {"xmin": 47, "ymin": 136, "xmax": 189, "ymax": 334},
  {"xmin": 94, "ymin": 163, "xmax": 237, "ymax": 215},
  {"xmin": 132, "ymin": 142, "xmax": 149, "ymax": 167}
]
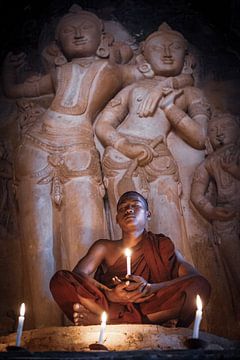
[{"xmin": 0, "ymin": 1, "xmax": 239, "ymax": 340}]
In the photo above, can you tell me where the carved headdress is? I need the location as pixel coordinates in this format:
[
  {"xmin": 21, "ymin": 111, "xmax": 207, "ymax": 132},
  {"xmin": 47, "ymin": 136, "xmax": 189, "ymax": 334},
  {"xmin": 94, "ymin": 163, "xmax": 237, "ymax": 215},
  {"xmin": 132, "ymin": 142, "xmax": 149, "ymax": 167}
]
[{"xmin": 144, "ymin": 22, "xmax": 188, "ymax": 50}]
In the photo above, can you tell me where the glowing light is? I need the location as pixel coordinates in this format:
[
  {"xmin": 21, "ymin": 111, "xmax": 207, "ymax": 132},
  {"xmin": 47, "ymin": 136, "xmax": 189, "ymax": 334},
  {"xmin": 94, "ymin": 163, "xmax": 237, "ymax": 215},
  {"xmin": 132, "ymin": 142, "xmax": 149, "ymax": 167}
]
[
  {"xmin": 124, "ymin": 248, "xmax": 132, "ymax": 276},
  {"xmin": 98, "ymin": 311, "xmax": 107, "ymax": 344},
  {"xmin": 192, "ymin": 295, "xmax": 203, "ymax": 339},
  {"xmin": 16, "ymin": 303, "xmax": 25, "ymax": 347},
  {"xmin": 20, "ymin": 303, "xmax": 25, "ymax": 316},
  {"xmin": 196, "ymin": 294, "xmax": 202, "ymax": 311}
]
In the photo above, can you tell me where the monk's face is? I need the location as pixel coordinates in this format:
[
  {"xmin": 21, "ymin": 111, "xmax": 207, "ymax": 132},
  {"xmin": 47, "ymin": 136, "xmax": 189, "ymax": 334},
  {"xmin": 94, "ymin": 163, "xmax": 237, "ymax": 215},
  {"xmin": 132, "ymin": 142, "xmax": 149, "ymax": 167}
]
[
  {"xmin": 116, "ymin": 195, "xmax": 150, "ymax": 232},
  {"xmin": 57, "ymin": 15, "xmax": 102, "ymax": 59},
  {"xmin": 143, "ymin": 33, "xmax": 186, "ymax": 76}
]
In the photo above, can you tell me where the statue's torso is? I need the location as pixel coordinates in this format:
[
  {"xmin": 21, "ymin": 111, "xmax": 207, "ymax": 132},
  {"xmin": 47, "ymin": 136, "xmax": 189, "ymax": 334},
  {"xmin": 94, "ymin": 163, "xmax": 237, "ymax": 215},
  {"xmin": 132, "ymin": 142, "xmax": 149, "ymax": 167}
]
[
  {"xmin": 117, "ymin": 80, "xmax": 187, "ymax": 141},
  {"xmin": 45, "ymin": 59, "xmax": 122, "ymax": 128}
]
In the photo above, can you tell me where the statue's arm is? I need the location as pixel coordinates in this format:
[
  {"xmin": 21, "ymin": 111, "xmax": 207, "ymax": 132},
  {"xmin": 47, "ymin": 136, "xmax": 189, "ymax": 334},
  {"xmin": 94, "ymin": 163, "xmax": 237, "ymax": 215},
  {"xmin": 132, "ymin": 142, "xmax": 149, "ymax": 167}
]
[
  {"xmin": 161, "ymin": 86, "xmax": 211, "ymax": 149},
  {"xmin": 121, "ymin": 60, "xmax": 194, "ymax": 117},
  {"xmin": 2, "ymin": 52, "xmax": 54, "ymax": 98},
  {"xmin": 221, "ymin": 147, "xmax": 240, "ymax": 180},
  {"xmin": 95, "ymin": 86, "xmax": 130, "ymax": 149},
  {"xmin": 95, "ymin": 86, "xmax": 158, "ymax": 165},
  {"xmin": 190, "ymin": 161, "xmax": 236, "ymax": 221},
  {"xmin": 190, "ymin": 162, "xmax": 213, "ymax": 220}
]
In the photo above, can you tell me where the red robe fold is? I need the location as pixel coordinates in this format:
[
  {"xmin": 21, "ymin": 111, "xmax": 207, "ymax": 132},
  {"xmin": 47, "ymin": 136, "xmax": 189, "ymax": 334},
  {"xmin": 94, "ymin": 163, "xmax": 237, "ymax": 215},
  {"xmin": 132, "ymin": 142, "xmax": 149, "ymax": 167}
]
[{"xmin": 50, "ymin": 231, "xmax": 211, "ymax": 326}]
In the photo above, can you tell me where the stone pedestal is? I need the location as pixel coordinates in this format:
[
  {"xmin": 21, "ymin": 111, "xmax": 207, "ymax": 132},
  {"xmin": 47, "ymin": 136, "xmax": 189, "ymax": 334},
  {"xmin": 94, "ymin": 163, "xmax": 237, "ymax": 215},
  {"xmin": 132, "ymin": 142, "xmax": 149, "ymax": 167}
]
[{"xmin": 0, "ymin": 325, "xmax": 238, "ymax": 352}]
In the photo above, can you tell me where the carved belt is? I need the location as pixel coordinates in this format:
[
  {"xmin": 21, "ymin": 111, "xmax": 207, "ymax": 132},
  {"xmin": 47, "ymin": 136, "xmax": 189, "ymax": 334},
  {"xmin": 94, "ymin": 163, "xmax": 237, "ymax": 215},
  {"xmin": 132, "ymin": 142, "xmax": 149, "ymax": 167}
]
[{"xmin": 21, "ymin": 134, "xmax": 102, "ymax": 207}]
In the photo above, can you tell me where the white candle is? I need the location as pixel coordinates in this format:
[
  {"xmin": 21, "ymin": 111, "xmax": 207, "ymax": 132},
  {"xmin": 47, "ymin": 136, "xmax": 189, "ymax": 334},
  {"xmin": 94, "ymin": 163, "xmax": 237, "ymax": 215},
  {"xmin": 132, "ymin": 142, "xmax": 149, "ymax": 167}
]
[
  {"xmin": 98, "ymin": 311, "xmax": 107, "ymax": 344},
  {"xmin": 192, "ymin": 295, "xmax": 202, "ymax": 339},
  {"xmin": 124, "ymin": 248, "xmax": 132, "ymax": 276},
  {"xmin": 16, "ymin": 303, "xmax": 25, "ymax": 347}
]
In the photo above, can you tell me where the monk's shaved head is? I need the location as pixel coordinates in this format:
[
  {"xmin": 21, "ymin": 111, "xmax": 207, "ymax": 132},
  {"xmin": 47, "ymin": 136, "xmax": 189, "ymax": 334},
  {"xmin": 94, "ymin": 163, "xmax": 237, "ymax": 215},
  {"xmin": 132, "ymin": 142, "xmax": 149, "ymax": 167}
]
[{"xmin": 117, "ymin": 191, "xmax": 149, "ymax": 210}]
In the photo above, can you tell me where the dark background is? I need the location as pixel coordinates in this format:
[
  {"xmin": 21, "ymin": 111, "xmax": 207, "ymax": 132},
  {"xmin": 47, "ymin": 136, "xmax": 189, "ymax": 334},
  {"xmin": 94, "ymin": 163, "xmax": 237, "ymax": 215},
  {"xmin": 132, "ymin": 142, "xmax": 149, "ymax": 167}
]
[
  {"xmin": 0, "ymin": 0, "xmax": 239, "ymax": 93},
  {"xmin": 0, "ymin": 0, "xmax": 239, "ymax": 57}
]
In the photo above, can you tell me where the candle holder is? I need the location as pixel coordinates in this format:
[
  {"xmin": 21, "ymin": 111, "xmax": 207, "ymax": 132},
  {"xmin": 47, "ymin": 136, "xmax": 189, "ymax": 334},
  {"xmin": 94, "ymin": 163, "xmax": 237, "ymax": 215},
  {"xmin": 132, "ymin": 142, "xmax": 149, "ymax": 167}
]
[
  {"xmin": 184, "ymin": 337, "xmax": 207, "ymax": 349},
  {"xmin": 89, "ymin": 343, "xmax": 109, "ymax": 351},
  {"xmin": 6, "ymin": 345, "xmax": 32, "ymax": 355}
]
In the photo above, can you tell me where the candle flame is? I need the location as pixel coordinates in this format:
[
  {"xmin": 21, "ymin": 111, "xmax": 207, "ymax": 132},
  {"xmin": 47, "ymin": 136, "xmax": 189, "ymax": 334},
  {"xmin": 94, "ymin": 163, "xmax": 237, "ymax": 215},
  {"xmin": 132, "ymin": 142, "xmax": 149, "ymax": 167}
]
[
  {"xmin": 20, "ymin": 303, "xmax": 25, "ymax": 316},
  {"xmin": 196, "ymin": 295, "xmax": 202, "ymax": 311},
  {"xmin": 124, "ymin": 248, "xmax": 132, "ymax": 257},
  {"xmin": 101, "ymin": 311, "xmax": 107, "ymax": 324}
]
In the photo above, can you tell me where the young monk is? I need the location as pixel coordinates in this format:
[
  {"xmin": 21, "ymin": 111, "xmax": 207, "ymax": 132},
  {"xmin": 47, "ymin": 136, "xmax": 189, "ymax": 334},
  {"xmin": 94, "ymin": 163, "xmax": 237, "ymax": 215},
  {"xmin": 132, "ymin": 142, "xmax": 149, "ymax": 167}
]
[{"xmin": 50, "ymin": 191, "xmax": 211, "ymax": 327}]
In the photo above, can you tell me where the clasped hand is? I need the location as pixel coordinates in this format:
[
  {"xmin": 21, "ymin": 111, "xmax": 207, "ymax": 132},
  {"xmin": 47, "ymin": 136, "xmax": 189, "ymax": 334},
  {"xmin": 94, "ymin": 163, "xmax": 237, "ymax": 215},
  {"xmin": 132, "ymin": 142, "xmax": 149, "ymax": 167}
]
[{"xmin": 105, "ymin": 275, "xmax": 153, "ymax": 303}]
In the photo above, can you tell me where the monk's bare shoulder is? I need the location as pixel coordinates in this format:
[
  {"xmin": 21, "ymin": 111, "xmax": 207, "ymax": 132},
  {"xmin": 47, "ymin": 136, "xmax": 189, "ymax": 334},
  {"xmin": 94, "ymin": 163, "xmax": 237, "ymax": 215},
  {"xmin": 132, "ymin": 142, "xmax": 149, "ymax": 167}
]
[{"xmin": 93, "ymin": 239, "xmax": 123, "ymax": 266}]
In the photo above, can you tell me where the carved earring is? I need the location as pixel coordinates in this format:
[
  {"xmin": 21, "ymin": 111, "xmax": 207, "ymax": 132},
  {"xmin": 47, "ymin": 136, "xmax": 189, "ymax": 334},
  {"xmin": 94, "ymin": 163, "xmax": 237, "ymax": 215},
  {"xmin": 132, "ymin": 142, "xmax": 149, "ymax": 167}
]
[
  {"xmin": 54, "ymin": 54, "xmax": 68, "ymax": 66},
  {"xmin": 96, "ymin": 33, "xmax": 113, "ymax": 58},
  {"xmin": 41, "ymin": 41, "xmax": 67, "ymax": 69},
  {"xmin": 182, "ymin": 53, "xmax": 195, "ymax": 75}
]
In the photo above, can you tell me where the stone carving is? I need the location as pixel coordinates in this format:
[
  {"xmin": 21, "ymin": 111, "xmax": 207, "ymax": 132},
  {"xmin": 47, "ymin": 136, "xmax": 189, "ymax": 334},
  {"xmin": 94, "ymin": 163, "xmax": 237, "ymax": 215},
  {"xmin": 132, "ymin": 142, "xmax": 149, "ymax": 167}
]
[
  {"xmin": 1, "ymin": 5, "xmax": 138, "ymax": 328},
  {"xmin": 190, "ymin": 111, "xmax": 240, "ymax": 321},
  {"xmin": 1, "ymin": 6, "xmax": 188, "ymax": 328},
  {"xmin": 95, "ymin": 23, "xmax": 211, "ymax": 259}
]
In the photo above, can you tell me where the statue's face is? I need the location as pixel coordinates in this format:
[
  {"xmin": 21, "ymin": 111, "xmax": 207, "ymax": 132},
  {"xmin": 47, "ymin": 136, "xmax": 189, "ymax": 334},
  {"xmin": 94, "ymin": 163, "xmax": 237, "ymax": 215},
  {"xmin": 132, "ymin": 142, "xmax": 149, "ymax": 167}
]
[
  {"xmin": 143, "ymin": 33, "xmax": 186, "ymax": 76},
  {"xmin": 208, "ymin": 116, "xmax": 240, "ymax": 149},
  {"xmin": 57, "ymin": 15, "xmax": 102, "ymax": 59}
]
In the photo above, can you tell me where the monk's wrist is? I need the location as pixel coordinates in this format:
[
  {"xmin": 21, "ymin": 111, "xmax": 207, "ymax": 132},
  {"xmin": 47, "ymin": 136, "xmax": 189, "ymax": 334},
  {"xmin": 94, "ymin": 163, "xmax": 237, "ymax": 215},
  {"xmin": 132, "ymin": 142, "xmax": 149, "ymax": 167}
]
[{"xmin": 145, "ymin": 283, "xmax": 152, "ymax": 295}]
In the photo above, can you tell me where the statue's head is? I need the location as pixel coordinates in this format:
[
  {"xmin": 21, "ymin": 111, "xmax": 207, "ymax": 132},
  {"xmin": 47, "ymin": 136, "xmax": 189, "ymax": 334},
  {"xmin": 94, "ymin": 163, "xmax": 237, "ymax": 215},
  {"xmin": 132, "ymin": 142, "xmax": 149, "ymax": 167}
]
[
  {"xmin": 142, "ymin": 23, "xmax": 188, "ymax": 77},
  {"xmin": 55, "ymin": 5, "xmax": 104, "ymax": 59},
  {"xmin": 208, "ymin": 111, "xmax": 240, "ymax": 149}
]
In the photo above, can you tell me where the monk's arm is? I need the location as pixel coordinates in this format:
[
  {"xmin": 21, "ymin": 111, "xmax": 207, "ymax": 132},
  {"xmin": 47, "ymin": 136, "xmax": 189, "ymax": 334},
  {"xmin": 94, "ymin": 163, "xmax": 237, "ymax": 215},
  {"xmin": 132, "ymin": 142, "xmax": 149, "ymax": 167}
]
[
  {"xmin": 73, "ymin": 240, "xmax": 107, "ymax": 276},
  {"xmin": 126, "ymin": 251, "xmax": 199, "ymax": 297},
  {"xmin": 126, "ymin": 250, "xmax": 200, "ymax": 299}
]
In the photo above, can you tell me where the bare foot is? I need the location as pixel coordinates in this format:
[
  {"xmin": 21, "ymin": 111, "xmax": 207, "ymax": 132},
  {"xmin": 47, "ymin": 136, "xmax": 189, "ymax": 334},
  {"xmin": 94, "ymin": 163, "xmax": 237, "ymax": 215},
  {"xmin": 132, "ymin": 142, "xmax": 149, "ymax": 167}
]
[{"xmin": 73, "ymin": 303, "xmax": 100, "ymax": 326}]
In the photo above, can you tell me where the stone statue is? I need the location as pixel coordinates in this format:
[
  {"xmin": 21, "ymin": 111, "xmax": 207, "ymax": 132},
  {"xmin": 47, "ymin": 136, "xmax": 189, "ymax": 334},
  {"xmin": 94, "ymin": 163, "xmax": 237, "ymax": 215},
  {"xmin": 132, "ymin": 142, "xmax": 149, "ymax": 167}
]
[
  {"xmin": 95, "ymin": 23, "xmax": 211, "ymax": 259},
  {"xmin": 2, "ymin": 6, "xmax": 193, "ymax": 328},
  {"xmin": 190, "ymin": 111, "xmax": 240, "ymax": 320}
]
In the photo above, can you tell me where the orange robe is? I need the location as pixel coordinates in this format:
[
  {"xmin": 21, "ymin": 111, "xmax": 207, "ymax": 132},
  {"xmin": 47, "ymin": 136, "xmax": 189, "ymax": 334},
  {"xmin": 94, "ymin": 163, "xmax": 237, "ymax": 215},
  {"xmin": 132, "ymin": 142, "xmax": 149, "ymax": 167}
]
[{"xmin": 50, "ymin": 231, "xmax": 211, "ymax": 326}]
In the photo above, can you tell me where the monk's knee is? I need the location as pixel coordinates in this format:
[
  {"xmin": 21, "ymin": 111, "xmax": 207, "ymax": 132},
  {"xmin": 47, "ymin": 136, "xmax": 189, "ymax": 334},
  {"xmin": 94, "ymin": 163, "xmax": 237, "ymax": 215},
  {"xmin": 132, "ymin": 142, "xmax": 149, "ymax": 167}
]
[{"xmin": 49, "ymin": 270, "xmax": 72, "ymax": 293}]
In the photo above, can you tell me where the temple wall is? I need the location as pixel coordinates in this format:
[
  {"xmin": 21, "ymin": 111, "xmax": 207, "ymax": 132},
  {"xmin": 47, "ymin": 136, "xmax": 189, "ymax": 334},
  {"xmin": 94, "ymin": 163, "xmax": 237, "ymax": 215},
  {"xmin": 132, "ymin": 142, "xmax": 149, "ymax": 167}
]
[{"xmin": 0, "ymin": 0, "xmax": 239, "ymax": 340}]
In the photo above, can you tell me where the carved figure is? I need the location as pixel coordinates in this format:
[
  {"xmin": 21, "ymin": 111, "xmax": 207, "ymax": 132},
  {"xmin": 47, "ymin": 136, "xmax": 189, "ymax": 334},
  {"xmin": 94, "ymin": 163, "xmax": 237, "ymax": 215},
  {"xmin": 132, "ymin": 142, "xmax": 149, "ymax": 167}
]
[
  {"xmin": 190, "ymin": 111, "xmax": 240, "ymax": 320},
  {"xmin": 50, "ymin": 191, "xmax": 211, "ymax": 327},
  {"xmin": 95, "ymin": 23, "xmax": 211, "ymax": 258},
  {"xmin": 2, "ymin": 6, "xmax": 195, "ymax": 327}
]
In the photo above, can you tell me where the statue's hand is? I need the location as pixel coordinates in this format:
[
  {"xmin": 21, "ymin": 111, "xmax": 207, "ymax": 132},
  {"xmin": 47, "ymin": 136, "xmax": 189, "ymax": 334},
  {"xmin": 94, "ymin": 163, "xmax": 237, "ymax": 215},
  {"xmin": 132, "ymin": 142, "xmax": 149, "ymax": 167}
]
[
  {"xmin": 160, "ymin": 88, "xmax": 183, "ymax": 110},
  {"xmin": 3, "ymin": 52, "xmax": 26, "ymax": 72},
  {"xmin": 117, "ymin": 140, "xmax": 158, "ymax": 166},
  {"xmin": 137, "ymin": 87, "xmax": 163, "ymax": 117}
]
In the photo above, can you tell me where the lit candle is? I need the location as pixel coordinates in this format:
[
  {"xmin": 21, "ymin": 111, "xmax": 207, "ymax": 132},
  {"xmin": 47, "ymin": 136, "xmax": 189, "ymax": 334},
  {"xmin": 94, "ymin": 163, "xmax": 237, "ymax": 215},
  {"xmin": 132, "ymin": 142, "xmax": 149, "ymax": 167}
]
[
  {"xmin": 124, "ymin": 248, "xmax": 132, "ymax": 276},
  {"xmin": 98, "ymin": 311, "xmax": 107, "ymax": 345},
  {"xmin": 192, "ymin": 295, "xmax": 202, "ymax": 339},
  {"xmin": 16, "ymin": 303, "xmax": 25, "ymax": 347}
]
